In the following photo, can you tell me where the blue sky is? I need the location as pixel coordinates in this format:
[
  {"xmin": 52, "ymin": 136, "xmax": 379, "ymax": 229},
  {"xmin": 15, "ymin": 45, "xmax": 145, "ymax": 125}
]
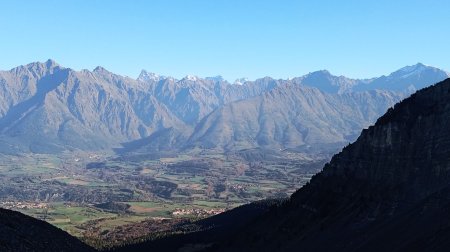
[{"xmin": 1, "ymin": 0, "xmax": 449, "ymax": 81}]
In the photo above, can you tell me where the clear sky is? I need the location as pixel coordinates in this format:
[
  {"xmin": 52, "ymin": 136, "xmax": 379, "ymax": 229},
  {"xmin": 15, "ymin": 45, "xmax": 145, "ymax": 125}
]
[{"xmin": 1, "ymin": 0, "xmax": 449, "ymax": 81}]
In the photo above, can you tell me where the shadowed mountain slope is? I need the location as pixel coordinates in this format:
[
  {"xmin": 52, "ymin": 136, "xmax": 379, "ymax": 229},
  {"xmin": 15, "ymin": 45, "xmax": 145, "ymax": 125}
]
[
  {"xmin": 114, "ymin": 199, "xmax": 284, "ymax": 252},
  {"xmin": 118, "ymin": 78, "xmax": 450, "ymax": 251},
  {"xmin": 217, "ymin": 77, "xmax": 450, "ymax": 251},
  {"xmin": 0, "ymin": 208, "xmax": 94, "ymax": 251}
]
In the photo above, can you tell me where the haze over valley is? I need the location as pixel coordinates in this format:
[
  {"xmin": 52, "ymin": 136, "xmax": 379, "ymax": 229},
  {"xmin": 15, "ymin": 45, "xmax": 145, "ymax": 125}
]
[{"xmin": 0, "ymin": 60, "xmax": 448, "ymax": 249}]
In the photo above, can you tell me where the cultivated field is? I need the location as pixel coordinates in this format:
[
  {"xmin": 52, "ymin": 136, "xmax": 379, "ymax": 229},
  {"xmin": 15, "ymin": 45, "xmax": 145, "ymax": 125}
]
[{"xmin": 0, "ymin": 149, "xmax": 328, "ymax": 248}]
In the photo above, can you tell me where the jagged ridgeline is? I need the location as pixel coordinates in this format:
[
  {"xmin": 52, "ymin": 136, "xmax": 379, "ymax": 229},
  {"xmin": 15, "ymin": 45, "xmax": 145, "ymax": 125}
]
[{"xmin": 0, "ymin": 60, "xmax": 447, "ymax": 154}]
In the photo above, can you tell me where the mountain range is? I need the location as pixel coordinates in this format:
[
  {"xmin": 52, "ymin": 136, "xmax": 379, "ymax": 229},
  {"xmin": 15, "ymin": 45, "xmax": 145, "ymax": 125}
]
[
  {"xmin": 119, "ymin": 76, "xmax": 450, "ymax": 252},
  {"xmin": 0, "ymin": 60, "xmax": 447, "ymax": 155},
  {"xmin": 2, "ymin": 64, "xmax": 450, "ymax": 251}
]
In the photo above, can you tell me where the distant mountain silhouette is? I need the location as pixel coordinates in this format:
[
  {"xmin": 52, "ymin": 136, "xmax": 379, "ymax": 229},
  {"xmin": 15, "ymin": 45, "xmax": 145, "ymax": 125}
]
[{"xmin": 295, "ymin": 63, "xmax": 449, "ymax": 94}]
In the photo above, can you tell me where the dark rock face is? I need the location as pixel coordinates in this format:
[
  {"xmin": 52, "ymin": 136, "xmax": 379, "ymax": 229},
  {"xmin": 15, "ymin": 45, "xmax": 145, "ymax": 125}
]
[
  {"xmin": 219, "ymin": 78, "xmax": 450, "ymax": 251},
  {"xmin": 0, "ymin": 208, "xmax": 94, "ymax": 251}
]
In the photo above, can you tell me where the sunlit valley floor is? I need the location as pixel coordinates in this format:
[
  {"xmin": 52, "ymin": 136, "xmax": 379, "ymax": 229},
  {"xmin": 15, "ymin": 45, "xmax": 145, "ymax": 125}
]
[{"xmin": 0, "ymin": 148, "xmax": 327, "ymax": 249}]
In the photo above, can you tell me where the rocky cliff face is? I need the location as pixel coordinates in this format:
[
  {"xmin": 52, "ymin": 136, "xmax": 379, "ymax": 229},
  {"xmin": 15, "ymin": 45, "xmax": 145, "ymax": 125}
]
[{"xmin": 218, "ymin": 78, "xmax": 450, "ymax": 251}]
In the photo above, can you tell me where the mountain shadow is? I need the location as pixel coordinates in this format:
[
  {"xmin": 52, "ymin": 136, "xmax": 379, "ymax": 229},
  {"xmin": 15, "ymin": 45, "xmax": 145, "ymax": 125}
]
[{"xmin": 0, "ymin": 208, "xmax": 94, "ymax": 251}]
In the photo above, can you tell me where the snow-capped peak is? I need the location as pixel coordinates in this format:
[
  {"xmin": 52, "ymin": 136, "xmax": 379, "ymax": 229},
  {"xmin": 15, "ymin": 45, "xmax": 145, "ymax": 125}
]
[
  {"xmin": 138, "ymin": 70, "xmax": 164, "ymax": 82},
  {"xmin": 183, "ymin": 75, "xmax": 199, "ymax": 81},
  {"xmin": 390, "ymin": 63, "xmax": 436, "ymax": 79},
  {"xmin": 234, "ymin": 77, "xmax": 249, "ymax": 85}
]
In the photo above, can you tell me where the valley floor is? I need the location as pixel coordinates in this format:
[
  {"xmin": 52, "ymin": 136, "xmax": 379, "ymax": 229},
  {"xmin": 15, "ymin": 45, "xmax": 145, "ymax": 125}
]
[{"xmin": 0, "ymin": 149, "xmax": 327, "ymax": 249}]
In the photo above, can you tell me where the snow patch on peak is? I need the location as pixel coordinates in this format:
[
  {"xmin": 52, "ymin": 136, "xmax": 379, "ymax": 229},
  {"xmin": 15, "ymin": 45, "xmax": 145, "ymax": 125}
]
[
  {"xmin": 138, "ymin": 70, "xmax": 164, "ymax": 82},
  {"xmin": 183, "ymin": 75, "xmax": 199, "ymax": 81},
  {"xmin": 234, "ymin": 78, "xmax": 249, "ymax": 85},
  {"xmin": 391, "ymin": 63, "xmax": 437, "ymax": 79}
]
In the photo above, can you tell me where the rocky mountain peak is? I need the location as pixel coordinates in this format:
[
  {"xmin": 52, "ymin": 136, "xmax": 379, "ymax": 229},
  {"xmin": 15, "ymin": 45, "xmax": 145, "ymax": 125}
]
[
  {"xmin": 138, "ymin": 70, "xmax": 164, "ymax": 82},
  {"xmin": 398, "ymin": 62, "xmax": 426, "ymax": 72},
  {"xmin": 45, "ymin": 58, "xmax": 59, "ymax": 68},
  {"xmin": 233, "ymin": 77, "xmax": 249, "ymax": 85},
  {"xmin": 13, "ymin": 59, "xmax": 64, "ymax": 78},
  {"xmin": 182, "ymin": 75, "xmax": 200, "ymax": 82},
  {"xmin": 93, "ymin": 65, "xmax": 109, "ymax": 73},
  {"xmin": 388, "ymin": 62, "xmax": 449, "ymax": 79}
]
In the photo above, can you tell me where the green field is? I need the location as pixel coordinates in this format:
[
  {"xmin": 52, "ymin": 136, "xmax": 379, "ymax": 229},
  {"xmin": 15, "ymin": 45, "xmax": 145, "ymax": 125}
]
[{"xmin": 0, "ymin": 149, "xmax": 326, "ymax": 248}]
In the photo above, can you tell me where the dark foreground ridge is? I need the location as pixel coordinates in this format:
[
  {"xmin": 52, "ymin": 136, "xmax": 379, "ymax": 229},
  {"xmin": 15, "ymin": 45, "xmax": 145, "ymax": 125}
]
[
  {"xmin": 114, "ymin": 199, "xmax": 284, "ymax": 252},
  {"xmin": 119, "ymin": 78, "xmax": 450, "ymax": 252},
  {"xmin": 0, "ymin": 208, "xmax": 94, "ymax": 251}
]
